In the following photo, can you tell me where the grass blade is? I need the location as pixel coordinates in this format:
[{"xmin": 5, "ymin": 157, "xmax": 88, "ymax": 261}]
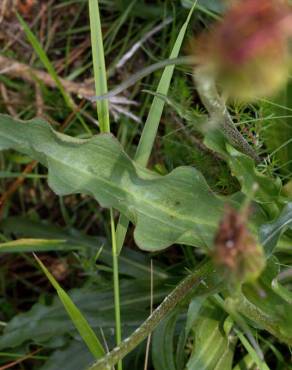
[
  {"xmin": 17, "ymin": 13, "xmax": 90, "ymax": 134},
  {"xmin": 135, "ymin": 2, "xmax": 197, "ymax": 165},
  {"xmin": 116, "ymin": 2, "xmax": 197, "ymax": 253},
  {"xmin": 17, "ymin": 14, "xmax": 73, "ymax": 110},
  {"xmin": 89, "ymin": 2, "xmax": 122, "ymax": 369},
  {"xmin": 34, "ymin": 254, "xmax": 105, "ymax": 359},
  {"xmin": 89, "ymin": 0, "xmax": 110, "ymax": 132},
  {"xmin": 0, "ymin": 239, "xmax": 72, "ymax": 253}
]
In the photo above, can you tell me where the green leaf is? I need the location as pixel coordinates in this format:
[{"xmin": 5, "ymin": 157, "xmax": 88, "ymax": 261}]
[
  {"xmin": 135, "ymin": 3, "xmax": 196, "ymax": 166},
  {"xmin": 0, "ymin": 216, "xmax": 168, "ymax": 280},
  {"xmin": 40, "ymin": 338, "xmax": 147, "ymax": 370},
  {"xmin": 234, "ymin": 329, "xmax": 270, "ymax": 370},
  {"xmin": 0, "ymin": 238, "xmax": 71, "ymax": 253},
  {"xmin": 271, "ymin": 274, "xmax": 292, "ymax": 305},
  {"xmin": 185, "ymin": 297, "xmax": 206, "ymax": 335},
  {"xmin": 204, "ymin": 130, "xmax": 283, "ymax": 218},
  {"xmin": 34, "ymin": 255, "xmax": 105, "ymax": 359},
  {"xmin": 89, "ymin": 0, "xmax": 110, "ymax": 132},
  {"xmin": 238, "ymin": 258, "xmax": 292, "ymax": 345},
  {"xmin": 175, "ymin": 297, "xmax": 206, "ymax": 370},
  {"xmin": 40, "ymin": 340, "xmax": 94, "ymax": 370},
  {"xmin": 152, "ymin": 310, "xmax": 178, "ymax": 370},
  {"xmin": 16, "ymin": 14, "xmax": 73, "ymax": 111},
  {"xmin": 116, "ymin": 2, "xmax": 197, "ymax": 252},
  {"xmin": 226, "ymin": 145, "xmax": 282, "ymax": 218},
  {"xmin": 0, "ymin": 279, "xmax": 171, "ymax": 350},
  {"xmin": 260, "ymin": 202, "xmax": 292, "ymax": 255},
  {"xmin": 181, "ymin": 0, "xmax": 225, "ymax": 14},
  {"xmin": 0, "ymin": 114, "xmax": 225, "ymax": 251},
  {"xmin": 186, "ymin": 301, "xmax": 236, "ymax": 370}
]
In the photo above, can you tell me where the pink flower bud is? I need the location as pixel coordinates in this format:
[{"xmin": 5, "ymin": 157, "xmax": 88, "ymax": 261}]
[
  {"xmin": 212, "ymin": 206, "xmax": 265, "ymax": 286},
  {"xmin": 193, "ymin": 0, "xmax": 292, "ymax": 101}
]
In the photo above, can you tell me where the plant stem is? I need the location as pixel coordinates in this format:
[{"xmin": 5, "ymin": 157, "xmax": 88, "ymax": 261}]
[
  {"xmin": 193, "ymin": 69, "xmax": 261, "ymax": 164},
  {"xmin": 87, "ymin": 260, "xmax": 216, "ymax": 370},
  {"xmin": 89, "ymin": 2, "xmax": 122, "ymax": 368},
  {"xmin": 110, "ymin": 209, "xmax": 122, "ymax": 370}
]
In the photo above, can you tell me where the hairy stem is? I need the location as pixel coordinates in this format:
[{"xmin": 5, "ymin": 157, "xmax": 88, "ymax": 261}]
[
  {"xmin": 87, "ymin": 260, "xmax": 215, "ymax": 370},
  {"xmin": 194, "ymin": 70, "xmax": 261, "ymax": 163}
]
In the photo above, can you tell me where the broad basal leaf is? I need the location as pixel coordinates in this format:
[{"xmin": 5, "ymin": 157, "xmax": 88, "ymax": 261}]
[{"xmin": 0, "ymin": 114, "xmax": 226, "ymax": 251}]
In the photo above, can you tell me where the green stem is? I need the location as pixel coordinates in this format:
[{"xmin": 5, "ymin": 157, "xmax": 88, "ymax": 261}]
[
  {"xmin": 193, "ymin": 69, "xmax": 261, "ymax": 164},
  {"xmin": 89, "ymin": 1, "xmax": 122, "ymax": 367},
  {"xmin": 110, "ymin": 209, "xmax": 122, "ymax": 370},
  {"xmin": 87, "ymin": 260, "xmax": 215, "ymax": 370}
]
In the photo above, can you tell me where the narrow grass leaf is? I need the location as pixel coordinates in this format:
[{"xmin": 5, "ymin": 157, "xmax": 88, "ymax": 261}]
[
  {"xmin": 116, "ymin": 2, "xmax": 197, "ymax": 253},
  {"xmin": 235, "ymin": 329, "xmax": 270, "ymax": 370},
  {"xmin": 135, "ymin": 1, "xmax": 197, "ymax": 165},
  {"xmin": 89, "ymin": 0, "xmax": 110, "ymax": 132},
  {"xmin": 17, "ymin": 14, "xmax": 73, "ymax": 110},
  {"xmin": 34, "ymin": 254, "xmax": 105, "ymax": 359},
  {"xmin": 0, "ymin": 239, "xmax": 73, "ymax": 253}
]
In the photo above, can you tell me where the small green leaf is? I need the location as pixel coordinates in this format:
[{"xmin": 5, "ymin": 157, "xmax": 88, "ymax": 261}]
[
  {"xmin": 204, "ymin": 130, "xmax": 283, "ymax": 218},
  {"xmin": 34, "ymin": 254, "xmax": 105, "ymax": 359},
  {"xmin": 226, "ymin": 145, "xmax": 282, "ymax": 218},
  {"xmin": 260, "ymin": 202, "xmax": 292, "ymax": 255},
  {"xmin": 238, "ymin": 258, "xmax": 292, "ymax": 345}
]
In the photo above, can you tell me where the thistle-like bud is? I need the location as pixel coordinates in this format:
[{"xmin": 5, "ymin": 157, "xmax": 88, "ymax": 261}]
[
  {"xmin": 193, "ymin": 0, "xmax": 292, "ymax": 101},
  {"xmin": 212, "ymin": 206, "xmax": 265, "ymax": 287}
]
